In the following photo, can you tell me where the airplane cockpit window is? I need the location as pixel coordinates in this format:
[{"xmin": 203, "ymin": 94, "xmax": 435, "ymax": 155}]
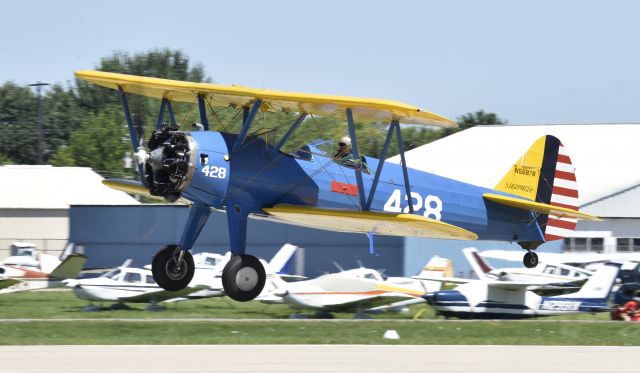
[
  {"xmin": 0, "ymin": 268, "xmax": 4, "ymax": 274},
  {"xmin": 146, "ymin": 275, "xmax": 156, "ymax": 284},
  {"xmin": 204, "ymin": 257, "xmax": 217, "ymax": 266},
  {"xmin": 542, "ymin": 266, "xmax": 555, "ymax": 274},
  {"xmin": 364, "ymin": 273, "xmax": 377, "ymax": 280},
  {"xmin": 293, "ymin": 145, "xmax": 313, "ymax": 161},
  {"xmin": 560, "ymin": 268, "xmax": 570, "ymax": 276},
  {"xmin": 107, "ymin": 269, "xmax": 121, "ymax": 280},
  {"xmin": 123, "ymin": 272, "xmax": 142, "ymax": 283}
]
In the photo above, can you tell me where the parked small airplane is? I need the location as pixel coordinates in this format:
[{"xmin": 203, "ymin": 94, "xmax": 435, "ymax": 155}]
[
  {"xmin": 262, "ymin": 256, "xmax": 448, "ymax": 318},
  {"xmin": 417, "ymin": 264, "xmax": 618, "ymax": 319},
  {"xmin": 463, "ymin": 247, "xmax": 590, "ymax": 285},
  {"xmin": 76, "ymin": 70, "xmax": 599, "ymax": 302},
  {"xmin": 480, "ymin": 249, "xmax": 640, "ymax": 283},
  {"xmin": 67, "ymin": 244, "xmax": 299, "ymax": 308},
  {"xmin": 66, "ymin": 259, "xmax": 204, "ymax": 310},
  {"xmin": 0, "ymin": 253, "xmax": 87, "ymax": 294},
  {"xmin": 480, "ymin": 249, "xmax": 640, "ymax": 270}
]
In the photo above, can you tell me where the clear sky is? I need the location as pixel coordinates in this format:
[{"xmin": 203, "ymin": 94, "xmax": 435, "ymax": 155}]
[{"xmin": 1, "ymin": 0, "xmax": 638, "ymax": 124}]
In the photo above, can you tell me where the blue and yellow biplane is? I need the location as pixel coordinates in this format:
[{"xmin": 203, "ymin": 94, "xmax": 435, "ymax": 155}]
[{"xmin": 76, "ymin": 70, "xmax": 599, "ymax": 302}]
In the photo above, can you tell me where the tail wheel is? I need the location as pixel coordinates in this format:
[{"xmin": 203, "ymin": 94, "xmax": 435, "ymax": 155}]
[
  {"xmin": 523, "ymin": 251, "xmax": 539, "ymax": 268},
  {"xmin": 222, "ymin": 254, "xmax": 266, "ymax": 302},
  {"xmin": 152, "ymin": 245, "xmax": 195, "ymax": 291}
]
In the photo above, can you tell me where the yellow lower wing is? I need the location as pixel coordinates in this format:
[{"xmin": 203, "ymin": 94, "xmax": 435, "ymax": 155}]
[
  {"xmin": 483, "ymin": 193, "xmax": 601, "ymax": 221},
  {"xmin": 262, "ymin": 205, "xmax": 478, "ymax": 240}
]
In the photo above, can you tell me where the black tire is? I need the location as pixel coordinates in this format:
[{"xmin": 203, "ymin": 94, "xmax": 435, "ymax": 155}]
[
  {"xmin": 523, "ymin": 251, "xmax": 539, "ymax": 268},
  {"xmin": 222, "ymin": 254, "xmax": 266, "ymax": 302},
  {"xmin": 152, "ymin": 245, "xmax": 194, "ymax": 291}
]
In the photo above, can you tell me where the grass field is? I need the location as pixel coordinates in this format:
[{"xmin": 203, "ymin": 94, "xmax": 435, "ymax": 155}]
[{"xmin": 0, "ymin": 290, "xmax": 638, "ymax": 345}]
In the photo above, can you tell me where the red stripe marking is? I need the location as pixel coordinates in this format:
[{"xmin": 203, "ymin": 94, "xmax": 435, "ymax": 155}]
[
  {"xmin": 552, "ymin": 186, "xmax": 579, "ymax": 198},
  {"xmin": 547, "ymin": 219, "xmax": 577, "ymax": 230},
  {"xmin": 544, "ymin": 233, "xmax": 564, "ymax": 241},
  {"xmin": 330, "ymin": 181, "xmax": 358, "ymax": 196},
  {"xmin": 472, "ymin": 252, "xmax": 492, "ymax": 273},
  {"xmin": 550, "ymin": 201, "xmax": 579, "ymax": 211},
  {"xmin": 5, "ymin": 266, "xmax": 48, "ymax": 278},
  {"xmin": 555, "ymin": 170, "xmax": 577, "ymax": 182},
  {"xmin": 557, "ymin": 154, "xmax": 572, "ymax": 164}
]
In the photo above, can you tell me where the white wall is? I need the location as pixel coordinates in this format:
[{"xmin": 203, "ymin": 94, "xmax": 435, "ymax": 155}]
[{"xmin": 0, "ymin": 209, "xmax": 68, "ymax": 259}]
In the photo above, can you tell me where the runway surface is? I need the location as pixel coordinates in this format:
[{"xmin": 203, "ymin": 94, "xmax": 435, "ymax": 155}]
[{"xmin": 1, "ymin": 345, "xmax": 638, "ymax": 373}]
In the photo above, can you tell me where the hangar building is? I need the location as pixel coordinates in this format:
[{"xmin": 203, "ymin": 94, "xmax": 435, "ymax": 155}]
[
  {"xmin": 0, "ymin": 165, "xmax": 139, "ymax": 259},
  {"xmin": 390, "ymin": 124, "xmax": 640, "ymax": 275}
]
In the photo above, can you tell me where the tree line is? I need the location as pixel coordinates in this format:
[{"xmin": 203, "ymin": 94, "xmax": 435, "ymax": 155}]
[{"xmin": 0, "ymin": 48, "xmax": 505, "ymax": 178}]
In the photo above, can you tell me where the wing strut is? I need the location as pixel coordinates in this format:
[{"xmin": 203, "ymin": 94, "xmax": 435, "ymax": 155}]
[
  {"xmin": 363, "ymin": 120, "xmax": 413, "ymax": 213},
  {"xmin": 117, "ymin": 86, "xmax": 144, "ymax": 179},
  {"xmin": 232, "ymin": 99, "xmax": 262, "ymax": 153},
  {"xmin": 365, "ymin": 121, "xmax": 395, "ymax": 210},
  {"xmin": 395, "ymin": 121, "xmax": 414, "ymax": 214},
  {"xmin": 155, "ymin": 98, "xmax": 176, "ymax": 129},
  {"xmin": 271, "ymin": 113, "xmax": 307, "ymax": 155},
  {"xmin": 197, "ymin": 94, "xmax": 210, "ymax": 131},
  {"xmin": 346, "ymin": 108, "xmax": 367, "ymax": 209}
]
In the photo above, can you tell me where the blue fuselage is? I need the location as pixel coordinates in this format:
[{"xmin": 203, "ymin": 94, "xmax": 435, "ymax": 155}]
[{"xmin": 181, "ymin": 131, "xmax": 544, "ymax": 243}]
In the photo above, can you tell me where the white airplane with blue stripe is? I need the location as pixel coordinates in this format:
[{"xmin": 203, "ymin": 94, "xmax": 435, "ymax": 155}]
[{"xmin": 417, "ymin": 264, "xmax": 618, "ymax": 319}]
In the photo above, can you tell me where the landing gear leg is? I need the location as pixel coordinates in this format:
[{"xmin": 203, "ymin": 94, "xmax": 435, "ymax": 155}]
[
  {"xmin": 152, "ymin": 203, "xmax": 210, "ymax": 291},
  {"xmin": 523, "ymin": 251, "xmax": 539, "ymax": 268},
  {"xmin": 221, "ymin": 203, "xmax": 266, "ymax": 302}
]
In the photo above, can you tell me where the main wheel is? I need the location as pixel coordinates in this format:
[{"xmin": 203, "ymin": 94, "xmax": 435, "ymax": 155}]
[
  {"xmin": 222, "ymin": 254, "xmax": 266, "ymax": 302},
  {"xmin": 523, "ymin": 251, "xmax": 539, "ymax": 268},
  {"xmin": 152, "ymin": 245, "xmax": 195, "ymax": 291}
]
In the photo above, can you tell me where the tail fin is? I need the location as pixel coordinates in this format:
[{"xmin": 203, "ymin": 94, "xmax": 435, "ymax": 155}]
[
  {"xmin": 555, "ymin": 265, "xmax": 618, "ymax": 301},
  {"xmin": 415, "ymin": 255, "xmax": 452, "ymax": 293},
  {"xmin": 495, "ymin": 135, "xmax": 579, "ymax": 242},
  {"xmin": 462, "ymin": 247, "xmax": 493, "ymax": 278},
  {"xmin": 416, "ymin": 255, "xmax": 453, "ymax": 278},
  {"xmin": 48, "ymin": 254, "xmax": 87, "ymax": 279},
  {"xmin": 268, "ymin": 244, "xmax": 298, "ymax": 274}
]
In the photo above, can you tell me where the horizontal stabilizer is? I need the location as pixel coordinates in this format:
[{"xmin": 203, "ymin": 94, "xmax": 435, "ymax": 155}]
[
  {"xmin": 0, "ymin": 278, "xmax": 21, "ymax": 290},
  {"xmin": 483, "ymin": 193, "xmax": 601, "ymax": 221},
  {"xmin": 49, "ymin": 254, "xmax": 87, "ymax": 279},
  {"xmin": 262, "ymin": 205, "xmax": 478, "ymax": 240},
  {"xmin": 412, "ymin": 274, "xmax": 471, "ymax": 285}
]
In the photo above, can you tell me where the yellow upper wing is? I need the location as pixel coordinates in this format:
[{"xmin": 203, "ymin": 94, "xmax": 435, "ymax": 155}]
[
  {"xmin": 75, "ymin": 70, "xmax": 456, "ymax": 127},
  {"xmin": 262, "ymin": 204, "xmax": 478, "ymax": 240}
]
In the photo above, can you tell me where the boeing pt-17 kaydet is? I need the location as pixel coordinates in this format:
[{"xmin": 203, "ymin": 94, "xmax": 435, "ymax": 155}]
[{"xmin": 75, "ymin": 70, "xmax": 599, "ymax": 302}]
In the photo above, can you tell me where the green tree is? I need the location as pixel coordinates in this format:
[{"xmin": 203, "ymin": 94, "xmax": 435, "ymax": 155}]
[
  {"xmin": 49, "ymin": 105, "xmax": 130, "ymax": 177},
  {"xmin": 0, "ymin": 83, "xmax": 38, "ymax": 163},
  {"xmin": 457, "ymin": 109, "xmax": 507, "ymax": 129},
  {"xmin": 72, "ymin": 48, "xmax": 210, "ymax": 159}
]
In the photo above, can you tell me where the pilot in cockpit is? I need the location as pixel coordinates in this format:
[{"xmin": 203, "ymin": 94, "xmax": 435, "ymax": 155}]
[{"xmin": 334, "ymin": 136, "xmax": 366, "ymax": 171}]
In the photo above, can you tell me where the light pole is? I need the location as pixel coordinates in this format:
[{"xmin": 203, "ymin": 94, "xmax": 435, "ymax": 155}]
[{"xmin": 28, "ymin": 82, "xmax": 50, "ymax": 164}]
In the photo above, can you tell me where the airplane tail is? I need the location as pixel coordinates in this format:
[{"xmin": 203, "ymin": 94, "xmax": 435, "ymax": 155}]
[
  {"xmin": 494, "ymin": 135, "xmax": 580, "ymax": 242},
  {"xmin": 462, "ymin": 247, "xmax": 494, "ymax": 278},
  {"xmin": 48, "ymin": 254, "xmax": 87, "ymax": 279},
  {"xmin": 415, "ymin": 255, "xmax": 453, "ymax": 292},
  {"xmin": 555, "ymin": 265, "xmax": 618, "ymax": 302},
  {"xmin": 268, "ymin": 244, "xmax": 298, "ymax": 274},
  {"xmin": 416, "ymin": 255, "xmax": 453, "ymax": 278}
]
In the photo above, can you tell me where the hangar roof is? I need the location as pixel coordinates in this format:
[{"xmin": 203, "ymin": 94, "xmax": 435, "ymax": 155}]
[
  {"xmin": 388, "ymin": 124, "xmax": 640, "ymax": 217},
  {"xmin": 0, "ymin": 165, "xmax": 140, "ymax": 209}
]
